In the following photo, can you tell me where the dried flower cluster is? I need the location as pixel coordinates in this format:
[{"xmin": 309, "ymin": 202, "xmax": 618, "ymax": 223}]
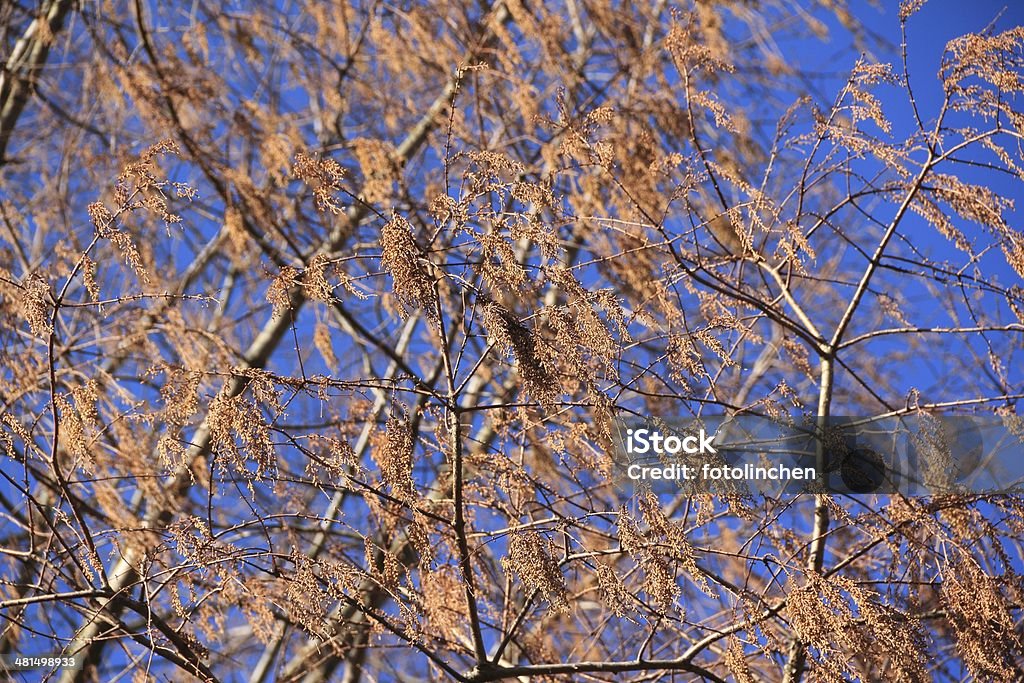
[
  {"xmin": 379, "ymin": 214, "xmax": 436, "ymax": 317},
  {"xmin": 502, "ymin": 530, "xmax": 569, "ymax": 613}
]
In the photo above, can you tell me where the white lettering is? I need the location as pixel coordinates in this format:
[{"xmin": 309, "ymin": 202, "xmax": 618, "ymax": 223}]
[
  {"xmin": 625, "ymin": 428, "xmax": 718, "ymax": 454},
  {"xmin": 699, "ymin": 430, "xmax": 717, "ymax": 454}
]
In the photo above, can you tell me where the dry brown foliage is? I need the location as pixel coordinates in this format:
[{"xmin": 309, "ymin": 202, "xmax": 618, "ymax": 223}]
[{"xmin": 1, "ymin": 1, "xmax": 1023, "ymax": 682}]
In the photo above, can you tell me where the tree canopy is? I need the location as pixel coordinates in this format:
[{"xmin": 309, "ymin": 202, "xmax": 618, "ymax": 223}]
[{"xmin": 1, "ymin": 1, "xmax": 1023, "ymax": 681}]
